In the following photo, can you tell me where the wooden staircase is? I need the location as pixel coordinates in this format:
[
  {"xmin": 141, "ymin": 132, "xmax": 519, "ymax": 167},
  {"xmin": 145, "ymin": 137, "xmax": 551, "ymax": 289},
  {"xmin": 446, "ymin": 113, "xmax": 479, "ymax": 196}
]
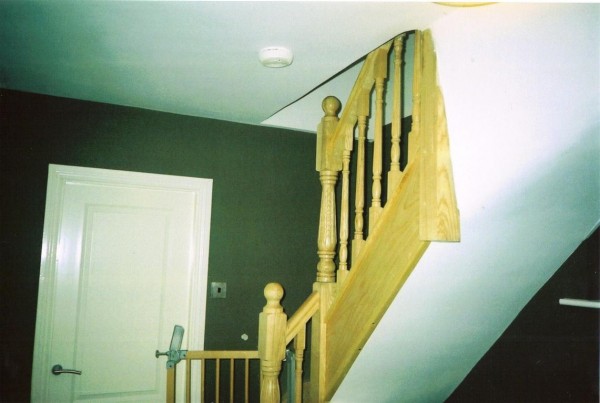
[{"xmin": 164, "ymin": 28, "xmax": 460, "ymax": 403}]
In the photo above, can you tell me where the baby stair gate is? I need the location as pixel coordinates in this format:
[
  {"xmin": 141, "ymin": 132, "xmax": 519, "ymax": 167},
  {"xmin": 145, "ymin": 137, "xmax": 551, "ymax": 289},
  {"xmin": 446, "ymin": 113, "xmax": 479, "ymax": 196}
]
[{"xmin": 161, "ymin": 29, "xmax": 460, "ymax": 403}]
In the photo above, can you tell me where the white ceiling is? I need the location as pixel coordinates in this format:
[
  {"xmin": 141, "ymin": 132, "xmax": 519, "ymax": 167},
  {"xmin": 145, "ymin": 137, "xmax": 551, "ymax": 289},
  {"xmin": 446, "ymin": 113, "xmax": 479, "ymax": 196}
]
[
  {"xmin": 2, "ymin": 2, "xmax": 599, "ymax": 402},
  {"xmin": 0, "ymin": 1, "xmax": 454, "ymax": 128}
]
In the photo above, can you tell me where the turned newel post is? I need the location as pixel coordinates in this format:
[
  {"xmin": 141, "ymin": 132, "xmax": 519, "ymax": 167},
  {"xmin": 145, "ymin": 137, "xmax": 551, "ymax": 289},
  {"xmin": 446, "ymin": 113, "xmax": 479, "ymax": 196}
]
[
  {"xmin": 258, "ymin": 283, "xmax": 287, "ymax": 403},
  {"xmin": 317, "ymin": 170, "xmax": 338, "ymax": 282},
  {"xmin": 316, "ymin": 96, "xmax": 341, "ymax": 283},
  {"xmin": 311, "ymin": 96, "xmax": 341, "ymax": 402}
]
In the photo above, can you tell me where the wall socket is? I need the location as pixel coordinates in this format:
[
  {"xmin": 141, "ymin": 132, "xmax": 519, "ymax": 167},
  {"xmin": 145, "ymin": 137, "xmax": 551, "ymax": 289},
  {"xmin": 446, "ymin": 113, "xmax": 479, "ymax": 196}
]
[{"xmin": 210, "ymin": 282, "xmax": 227, "ymax": 298}]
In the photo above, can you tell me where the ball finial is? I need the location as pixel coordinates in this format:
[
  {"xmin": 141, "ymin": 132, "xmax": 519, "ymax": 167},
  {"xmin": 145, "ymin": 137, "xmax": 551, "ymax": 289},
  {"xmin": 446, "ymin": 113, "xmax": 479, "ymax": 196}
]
[
  {"xmin": 264, "ymin": 283, "xmax": 284, "ymax": 308},
  {"xmin": 322, "ymin": 96, "xmax": 341, "ymax": 117}
]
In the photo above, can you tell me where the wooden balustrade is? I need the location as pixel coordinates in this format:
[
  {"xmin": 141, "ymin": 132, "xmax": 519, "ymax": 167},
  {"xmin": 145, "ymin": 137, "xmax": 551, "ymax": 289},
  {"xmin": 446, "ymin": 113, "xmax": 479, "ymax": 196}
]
[
  {"xmin": 310, "ymin": 29, "xmax": 459, "ymax": 401},
  {"xmin": 185, "ymin": 350, "xmax": 259, "ymax": 403},
  {"xmin": 165, "ymin": 350, "xmax": 259, "ymax": 403},
  {"xmin": 165, "ymin": 29, "xmax": 459, "ymax": 403}
]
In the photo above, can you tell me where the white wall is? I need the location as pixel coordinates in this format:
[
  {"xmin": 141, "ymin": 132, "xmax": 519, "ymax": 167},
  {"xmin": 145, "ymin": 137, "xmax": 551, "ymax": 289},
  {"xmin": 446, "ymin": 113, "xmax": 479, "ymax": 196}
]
[{"xmin": 333, "ymin": 3, "xmax": 599, "ymax": 402}]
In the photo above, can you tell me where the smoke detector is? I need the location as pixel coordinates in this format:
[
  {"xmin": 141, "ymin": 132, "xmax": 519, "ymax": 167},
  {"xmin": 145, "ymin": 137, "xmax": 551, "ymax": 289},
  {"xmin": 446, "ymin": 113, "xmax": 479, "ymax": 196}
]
[{"xmin": 258, "ymin": 46, "xmax": 293, "ymax": 68}]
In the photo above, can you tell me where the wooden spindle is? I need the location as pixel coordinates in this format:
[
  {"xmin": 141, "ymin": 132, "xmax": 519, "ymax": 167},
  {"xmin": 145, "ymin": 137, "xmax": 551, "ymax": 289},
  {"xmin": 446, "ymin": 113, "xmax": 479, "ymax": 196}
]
[
  {"xmin": 294, "ymin": 327, "xmax": 306, "ymax": 403},
  {"xmin": 389, "ymin": 34, "xmax": 406, "ymax": 191},
  {"xmin": 166, "ymin": 366, "xmax": 176, "ymax": 403},
  {"xmin": 201, "ymin": 360, "xmax": 206, "ymax": 403},
  {"xmin": 244, "ymin": 359, "xmax": 250, "ymax": 403},
  {"xmin": 338, "ymin": 126, "xmax": 353, "ymax": 283},
  {"xmin": 353, "ymin": 112, "xmax": 367, "ymax": 262},
  {"xmin": 215, "ymin": 359, "xmax": 220, "ymax": 403},
  {"xmin": 185, "ymin": 359, "xmax": 191, "ymax": 403},
  {"xmin": 369, "ymin": 76, "xmax": 385, "ymax": 232},
  {"xmin": 229, "ymin": 358, "xmax": 234, "ymax": 403},
  {"xmin": 258, "ymin": 283, "xmax": 287, "ymax": 403},
  {"xmin": 369, "ymin": 48, "xmax": 388, "ymax": 232}
]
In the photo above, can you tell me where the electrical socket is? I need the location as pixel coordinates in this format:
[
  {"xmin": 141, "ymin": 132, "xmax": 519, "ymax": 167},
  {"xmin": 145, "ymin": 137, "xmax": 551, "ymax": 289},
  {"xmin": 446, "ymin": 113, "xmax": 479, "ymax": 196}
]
[{"xmin": 210, "ymin": 282, "xmax": 227, "ymax": 298}]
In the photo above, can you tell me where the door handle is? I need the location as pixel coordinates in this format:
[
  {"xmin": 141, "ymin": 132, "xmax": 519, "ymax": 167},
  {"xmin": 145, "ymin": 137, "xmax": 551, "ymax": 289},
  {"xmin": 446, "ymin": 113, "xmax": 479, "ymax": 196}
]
[{"xmin": 51, "ymin": 364, "xmax": 82, "ymax": 375}]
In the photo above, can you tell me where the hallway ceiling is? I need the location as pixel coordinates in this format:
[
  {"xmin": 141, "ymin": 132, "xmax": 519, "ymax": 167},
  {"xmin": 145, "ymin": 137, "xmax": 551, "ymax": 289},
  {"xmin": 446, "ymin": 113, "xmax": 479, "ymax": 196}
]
[{"xmin": 0, "ymin": 1, "xmax": 454, "ymax": 129}]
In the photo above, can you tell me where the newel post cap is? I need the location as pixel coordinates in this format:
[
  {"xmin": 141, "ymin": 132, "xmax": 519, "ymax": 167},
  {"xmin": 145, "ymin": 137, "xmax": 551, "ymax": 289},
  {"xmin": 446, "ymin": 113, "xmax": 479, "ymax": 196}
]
[
  {"xmin": 322, "ymin": 96, "xmax": 341, "ymax": 118},
  {"xmin": 263, "ymin": 283, "xmax": 284, "ymax": 312}
]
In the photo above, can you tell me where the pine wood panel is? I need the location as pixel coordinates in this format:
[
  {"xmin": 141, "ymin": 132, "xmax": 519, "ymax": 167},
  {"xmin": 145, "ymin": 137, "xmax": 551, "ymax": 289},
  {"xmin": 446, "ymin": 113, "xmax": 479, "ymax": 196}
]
[
  {"xmin": 418, "ymin": 30, "xmax": 460, "ymax": 242},
  {"xmin": 324, "ymin": 158, "xmax": 430, "ymax": 400}
]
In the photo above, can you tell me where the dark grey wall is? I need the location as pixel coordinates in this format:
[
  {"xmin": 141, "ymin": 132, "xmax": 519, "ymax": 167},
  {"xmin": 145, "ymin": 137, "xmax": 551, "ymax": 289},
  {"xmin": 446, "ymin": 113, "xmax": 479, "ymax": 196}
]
[
  {"xmin": 0, "ymin": 89, "xmax": 321, "ymax": 402},
  {"xmin": 448, "ymin": 228, "xmax": 599, "ymax": 402}
]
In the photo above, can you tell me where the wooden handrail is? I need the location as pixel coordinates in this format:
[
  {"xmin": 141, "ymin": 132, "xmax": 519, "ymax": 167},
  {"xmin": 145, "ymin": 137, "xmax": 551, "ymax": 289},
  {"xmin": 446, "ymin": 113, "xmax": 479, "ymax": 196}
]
[
  {"xmin": 185, "ymin": 350, "xmax": 259, "ymax": 359},
  {"xmin": 285, "ymin": 291, "xmax": 320, "ymax": 345},
  {"xmin": 326, "ymin": 41, "xmax": 393, "ymax": 170}
]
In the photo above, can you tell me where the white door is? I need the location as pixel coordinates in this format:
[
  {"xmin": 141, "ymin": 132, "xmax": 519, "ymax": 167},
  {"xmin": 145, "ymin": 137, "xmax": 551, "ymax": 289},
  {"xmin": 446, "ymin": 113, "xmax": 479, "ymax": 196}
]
[{"xmin": 31, "ymin": 164, "xmax": 212, "ymax": 402}]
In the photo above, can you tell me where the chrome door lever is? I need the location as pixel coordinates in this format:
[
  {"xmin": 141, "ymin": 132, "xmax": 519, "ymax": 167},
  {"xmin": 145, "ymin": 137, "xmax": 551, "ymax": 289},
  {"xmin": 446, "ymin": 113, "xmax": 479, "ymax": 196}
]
[{"xmin": 51, "ymin": 364, "xmax": 82, "ymax": 375}]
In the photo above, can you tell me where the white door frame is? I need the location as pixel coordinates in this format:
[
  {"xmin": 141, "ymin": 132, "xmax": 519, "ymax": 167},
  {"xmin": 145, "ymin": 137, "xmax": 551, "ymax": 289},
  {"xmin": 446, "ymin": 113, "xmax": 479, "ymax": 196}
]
[{"xmin": 31, "ymin": 164, "xmax": 212, "ymax": 401}]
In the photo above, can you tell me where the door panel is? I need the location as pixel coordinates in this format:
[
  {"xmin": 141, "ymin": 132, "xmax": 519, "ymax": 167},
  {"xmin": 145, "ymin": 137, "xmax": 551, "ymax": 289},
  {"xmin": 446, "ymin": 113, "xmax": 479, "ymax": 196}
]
[{"xmin": 32, "ymin": 165, "xmax": 212, "ymax": 402}]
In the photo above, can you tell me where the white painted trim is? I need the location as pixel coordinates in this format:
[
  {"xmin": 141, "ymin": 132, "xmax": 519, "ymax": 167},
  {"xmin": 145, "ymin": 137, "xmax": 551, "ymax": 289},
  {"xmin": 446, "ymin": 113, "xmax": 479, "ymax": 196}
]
[{"xmin": 559, "ymin": 299, "xmax": 600, "ymax": 309}]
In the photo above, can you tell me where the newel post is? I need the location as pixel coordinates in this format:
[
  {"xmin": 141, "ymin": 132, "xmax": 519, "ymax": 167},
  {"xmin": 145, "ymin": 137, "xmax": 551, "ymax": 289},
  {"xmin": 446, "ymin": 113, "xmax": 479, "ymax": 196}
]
[
  {"xmin": 311, "ymin": 96, "xmax": 342, "ymax": 402},
  {"xmin": 316, "ymin": 96, "xmax": 342, "ymax": 283},
  {"xmin": 258, "ymin": 283, "xmax": 287, "ymax": 403}
]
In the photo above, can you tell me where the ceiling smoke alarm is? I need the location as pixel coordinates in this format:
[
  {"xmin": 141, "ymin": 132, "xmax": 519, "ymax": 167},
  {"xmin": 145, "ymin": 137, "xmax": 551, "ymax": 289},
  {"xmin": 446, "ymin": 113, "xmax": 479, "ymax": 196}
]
[{"xmin": 259, "ymin": 46, "xmax": 293, "ymax": 68}]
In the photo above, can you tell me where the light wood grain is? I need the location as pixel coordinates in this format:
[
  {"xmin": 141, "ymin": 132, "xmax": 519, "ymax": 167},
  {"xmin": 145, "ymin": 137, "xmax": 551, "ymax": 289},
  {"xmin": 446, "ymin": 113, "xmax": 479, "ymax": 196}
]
[
  {"xmin": 317, "ymin": 170, "xmax": 338, "ymax": 283},
  {"xmin": 418, "ymin": 30, "xmax": 460, "ymax": 242},
  {"xmin": 309, "ymin": 282, "xmax": 336, "ymax": 403},
  {"xmin": 368, "ymin": 48, "xmax": 388, "ymax": 232},
  {"xmin": 316, "ymin": 98, "xmax": 342, "ymax": 283},
  {"xmin": 408, "ymin": 31, "xmax": 423, "ymax": 167},
  {"xmin": 316, "ymin": 96, "xmax": 342, "ymax": 172},
  {"xmin": 388, "ymin": 34, "xmax": 406, "ymax": 191},
  {"xmin": 185, "ymin": 350, "xmax": 260, "ymax": 359},
  {"xmin": 285, "ymin": 291, "xmax": 319, "ymax": 345},
  {"xmin": 258, "ymin": 283, "xmax": 287, "ymax": 403},
  {"xmin": 338, "ymin": 128, "xmax": 352, "ymax": 283},
  {"xmin": 324, "ymin": 158, "xmax": 430, "ymax": 401},
  {"xmin": 327, "ymin": 41, "xmax": 393, "ymax": 172},
  {"xmin": 184, "ymin": 351, "xmax": 259, "ymax": 403},
  {"xmin": 293, "ymin": 328, "xmax": 307, "ymax": 403},
  {"xmin": 352, "ymin": 110, "xmax": 368, "ymax": 263},
  {"xmin": 166, "ymin": 366, "xmax": 176, "ymax": 403}
]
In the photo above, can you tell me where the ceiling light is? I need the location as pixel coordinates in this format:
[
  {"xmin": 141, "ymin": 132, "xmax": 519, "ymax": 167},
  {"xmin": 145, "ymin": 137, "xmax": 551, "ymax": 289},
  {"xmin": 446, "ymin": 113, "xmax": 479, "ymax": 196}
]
[{"xmin": 259, "ymin": 46, "xmax": 293, "ymax": 68}]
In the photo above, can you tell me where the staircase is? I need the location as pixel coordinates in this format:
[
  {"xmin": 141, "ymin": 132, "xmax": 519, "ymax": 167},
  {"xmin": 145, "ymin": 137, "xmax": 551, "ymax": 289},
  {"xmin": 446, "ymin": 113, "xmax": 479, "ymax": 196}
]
[{"xmin": 164, "ymin": 28, "xmax": 460, "ymax": 403}]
